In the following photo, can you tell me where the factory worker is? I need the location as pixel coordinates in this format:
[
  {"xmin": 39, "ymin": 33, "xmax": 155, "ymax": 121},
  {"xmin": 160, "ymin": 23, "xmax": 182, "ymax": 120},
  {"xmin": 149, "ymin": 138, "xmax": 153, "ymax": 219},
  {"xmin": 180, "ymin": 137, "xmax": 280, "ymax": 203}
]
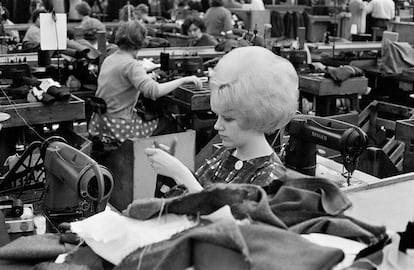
[
  {"xmin": 145, "ymin": 46, "xmax": 299, "ymax": 193},
  {"xmin": 88, "ymin": 20, "xmax": 202, "ymax": 144},
  {"xmin": 181, "ymin": 16, "xmax": 218, "ymax": 47}
]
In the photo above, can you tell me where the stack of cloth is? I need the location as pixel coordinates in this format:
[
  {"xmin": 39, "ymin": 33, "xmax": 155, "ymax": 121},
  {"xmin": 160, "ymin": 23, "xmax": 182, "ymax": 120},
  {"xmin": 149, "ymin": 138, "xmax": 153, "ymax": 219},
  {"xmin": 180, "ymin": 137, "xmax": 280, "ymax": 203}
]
[
  {"xmin": 1, "ymin": 177, "xmax": 413, "ymax": 269},
  {"xmin": 26, "ymin": 78, "xmax": 71, "ymax": 104}
]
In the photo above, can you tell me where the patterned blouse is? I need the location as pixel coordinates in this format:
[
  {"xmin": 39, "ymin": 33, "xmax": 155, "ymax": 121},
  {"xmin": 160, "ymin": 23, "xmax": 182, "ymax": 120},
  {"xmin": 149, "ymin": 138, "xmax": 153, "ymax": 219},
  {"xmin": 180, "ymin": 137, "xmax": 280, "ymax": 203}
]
[{"xmin": 195, "ymin": 147, "xmax": 287, "ymax": 188}]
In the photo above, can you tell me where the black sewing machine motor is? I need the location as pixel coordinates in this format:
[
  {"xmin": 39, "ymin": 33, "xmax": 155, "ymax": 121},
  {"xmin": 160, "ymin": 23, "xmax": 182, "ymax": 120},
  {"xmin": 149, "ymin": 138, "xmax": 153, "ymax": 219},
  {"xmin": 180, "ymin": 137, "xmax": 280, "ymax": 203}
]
[
  {"xmin": 41, "ymin": 137, "xmax": 114, "ymax": 225},
  {"xmin": 285, "ymin": 115, "xmax": 368, "ymax": 185},
  {"xmin": 160, "ymin": 52, "xmax": 204, "ymax": 76}
]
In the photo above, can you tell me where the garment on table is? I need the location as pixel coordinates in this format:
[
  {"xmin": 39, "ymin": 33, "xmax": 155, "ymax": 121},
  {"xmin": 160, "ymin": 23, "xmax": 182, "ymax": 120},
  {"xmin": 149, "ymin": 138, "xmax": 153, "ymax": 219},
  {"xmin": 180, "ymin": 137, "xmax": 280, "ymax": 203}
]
[
  {"xmin": 23, "ymin": 24, "xmax": 40, "ymax": 44},
  {"xmin": 324, "ymin": 65, "xmax": 364, "ymax": 85},
  {"xmin": 186, "ymin": 33, "xmax": 218, "ymax": 47},
  {"xmin": 88, "ymin": 49, "xmax": 160, "ymax": 143},
  {"xmin": 124, "ymin": 179, "xmax": 386, "ymax": 244},
  {"xmin": 349, "ymin": 0, "xmax": 366, "ymax": 33},
  {"xmin": 204, "ymin": 6, "xmax": 233, "ymax": 36},
  {"xmin": 120, "ymin": 180, "xmax": 386, "ymax": 270},
  {"xmin": 117, "ymin": 219, "xmax": 345, "ymax": 270},
  {"xmin": 380, "ymin": 40, "xmax": 414, "ymax": 74},
  {"xmin": 195, "ymin": 147, "xmax": 287, "ymax": 189}
]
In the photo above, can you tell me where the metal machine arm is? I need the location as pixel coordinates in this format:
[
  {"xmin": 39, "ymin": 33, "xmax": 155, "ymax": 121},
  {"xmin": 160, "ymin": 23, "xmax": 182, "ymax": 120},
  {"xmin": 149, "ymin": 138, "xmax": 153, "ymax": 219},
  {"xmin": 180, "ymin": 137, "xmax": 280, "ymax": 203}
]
[{"xmin": 285, "ymin": 115, "xmax": 368, "ymax": 185}]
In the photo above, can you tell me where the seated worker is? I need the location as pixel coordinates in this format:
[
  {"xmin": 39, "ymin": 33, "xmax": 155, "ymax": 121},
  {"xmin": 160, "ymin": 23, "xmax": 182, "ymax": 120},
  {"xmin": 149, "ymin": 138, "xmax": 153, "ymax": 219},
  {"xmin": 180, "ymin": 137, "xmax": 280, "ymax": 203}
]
[
  {"xmin": 145, "ymin": 46, "xmax": 299, "ymax": 193},
  {"xmin": 0, "ymin": 6, "xmax": 20, "ymax": 42},
  {"xmin": 181, "ymin": 16, "xmax": 218, "ymax": 46},
  {"xmin": 133, "ymin": 4, "xmax": 157, "ymax": 24},
  {"xmin": 88, "ymin": 20, "xmax": 202, "ymax": 144},
  {"xmin": 23, "ymin": 8, "xmax": 47, "ymax": 44},
  {"xmin": 204, "ymin": 0, "xmax": 233, "ymax": 36},
  {"xmin": 75, "ymin": 1, "xmax": 106, "ymax": 32}
]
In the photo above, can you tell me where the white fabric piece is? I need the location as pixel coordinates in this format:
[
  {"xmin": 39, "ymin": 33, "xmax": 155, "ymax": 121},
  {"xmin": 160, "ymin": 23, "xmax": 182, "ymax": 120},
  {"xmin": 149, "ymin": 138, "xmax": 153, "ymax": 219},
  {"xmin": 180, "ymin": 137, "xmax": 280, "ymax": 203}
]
[
  {"xmin": 71, "ymin": 209, "xmax": 196, "ymax": 265},
  {"xmin": 301, "ymin": 233, "xmax": 367, "ymax": 270},
  {"xmin": 200, "ymin": 205, "xmax": 235, "ymax": 223}
]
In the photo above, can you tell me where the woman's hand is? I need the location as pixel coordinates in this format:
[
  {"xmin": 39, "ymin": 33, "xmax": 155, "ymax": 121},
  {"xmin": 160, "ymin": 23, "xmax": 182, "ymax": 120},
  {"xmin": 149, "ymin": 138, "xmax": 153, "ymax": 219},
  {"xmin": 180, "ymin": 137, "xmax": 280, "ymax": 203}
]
[
  {"xmin": 144, "ymin": 146, "xmax": 185, "ymax": 180},
  {"xmin": 144, "ymin": 145, "xmax": 203, "ymax": 192},
  {"xmin": 184, "ymin": 75, "xmax": 203, "ymax": 90}
]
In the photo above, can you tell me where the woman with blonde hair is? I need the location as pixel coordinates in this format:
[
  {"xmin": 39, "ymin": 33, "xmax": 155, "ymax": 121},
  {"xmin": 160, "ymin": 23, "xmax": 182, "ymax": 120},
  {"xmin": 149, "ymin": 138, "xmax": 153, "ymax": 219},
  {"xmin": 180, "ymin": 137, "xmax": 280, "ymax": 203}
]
[{"xmin": 145, "ymin": 46, "xmax": 299, "ymax": 193}]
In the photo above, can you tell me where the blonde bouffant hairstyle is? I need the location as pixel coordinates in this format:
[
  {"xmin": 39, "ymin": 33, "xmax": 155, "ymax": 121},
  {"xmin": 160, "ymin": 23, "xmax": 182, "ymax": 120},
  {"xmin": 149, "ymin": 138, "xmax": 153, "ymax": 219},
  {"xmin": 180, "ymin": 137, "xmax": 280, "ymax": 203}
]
[{"xmin": 209, "ymin": 46, "xmax": 299, "ymax": 134}]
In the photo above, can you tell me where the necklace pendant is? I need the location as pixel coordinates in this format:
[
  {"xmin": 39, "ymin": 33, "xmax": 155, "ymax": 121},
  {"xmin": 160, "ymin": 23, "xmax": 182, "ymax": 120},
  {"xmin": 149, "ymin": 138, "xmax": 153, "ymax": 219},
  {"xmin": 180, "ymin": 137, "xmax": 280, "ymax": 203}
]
[{"xmin": 234, "ymin": 160, "xmax": 243, "ymax": 170}]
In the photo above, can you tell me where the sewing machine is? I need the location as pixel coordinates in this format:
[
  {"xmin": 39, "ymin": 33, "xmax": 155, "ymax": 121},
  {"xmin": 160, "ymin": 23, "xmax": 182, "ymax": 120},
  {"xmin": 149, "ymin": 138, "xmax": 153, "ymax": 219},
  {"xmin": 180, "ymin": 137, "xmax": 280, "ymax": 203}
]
[
  {"xmin": 279, "ymin": 49, "xmax": 310, "ymax": 74},
  {"xmin": 41, "ymin": 137, "xmax": 114, "ymax": 225},
  {"xmin": 160, "ymin": 53, "xmax": 204, "ymax": 77},
  {"xmin": 285, "ymin": 115, "xmax": 368, "ymax": 185}
]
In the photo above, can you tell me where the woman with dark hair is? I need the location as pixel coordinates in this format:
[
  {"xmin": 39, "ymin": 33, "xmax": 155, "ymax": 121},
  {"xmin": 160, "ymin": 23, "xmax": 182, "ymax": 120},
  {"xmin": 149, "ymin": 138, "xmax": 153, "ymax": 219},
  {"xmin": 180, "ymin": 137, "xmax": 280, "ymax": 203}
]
[
  {"xmin": 88, "ymin": 20, "xmax": 202, "ymax": 144},
  {"xmin": 0, "ymin": 6, "xmax": 20, "ymax": 42},
  {"xmin": 204, "ymin": 0, "xmax": 233, "ymax": 36},
  {"xmin": 181, "ymin": 16, "xmax": 218, "ymax": 46}
]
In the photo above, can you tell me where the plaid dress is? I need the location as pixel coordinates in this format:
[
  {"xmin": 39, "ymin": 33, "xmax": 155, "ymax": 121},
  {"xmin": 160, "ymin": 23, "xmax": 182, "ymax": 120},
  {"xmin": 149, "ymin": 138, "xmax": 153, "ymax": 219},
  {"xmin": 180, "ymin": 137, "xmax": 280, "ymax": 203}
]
[{"xmin": 195, "ymin": 147, "xmax": 287, "ymax": 188}]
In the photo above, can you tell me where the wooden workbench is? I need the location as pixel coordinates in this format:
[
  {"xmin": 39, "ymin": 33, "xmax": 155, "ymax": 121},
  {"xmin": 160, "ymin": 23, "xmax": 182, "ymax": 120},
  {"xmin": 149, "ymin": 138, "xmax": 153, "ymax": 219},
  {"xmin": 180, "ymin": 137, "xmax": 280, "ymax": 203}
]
[
  {"xmin": 137, "ymin": 46, "xmax": 224, "ymax": 60},
  {"xmin": 299, "ymin": 74, "xmax": 368, "ymax": 116},
  {"xmin": 307, "ymin": 41, "xmax": 382, "ymax": 53},
  {"xmin": 0, "ymin": 94, "xmax": 85, "ymax": 128},
  {"xmin": 316, "ymin": 155, "xmax": 414, "ymax": 232}
]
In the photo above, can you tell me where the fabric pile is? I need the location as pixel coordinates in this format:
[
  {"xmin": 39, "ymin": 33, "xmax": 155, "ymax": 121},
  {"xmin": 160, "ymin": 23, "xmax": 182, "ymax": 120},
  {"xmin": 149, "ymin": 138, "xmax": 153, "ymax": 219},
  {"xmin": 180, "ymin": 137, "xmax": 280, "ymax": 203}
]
[
  {"xmin": 1, "ymin": 176, "xmax": 413, "ymax": 270},
  {"xmin": 25, "ymin": 78, "xmax": 71, "ymax": 104},
  {"xmin": 380, "ymin": 40, "xmax": 414, "ymax": 75},
  {"xmin": 324, "ymin": 65, "xmax": 365, "ymax": 86}
]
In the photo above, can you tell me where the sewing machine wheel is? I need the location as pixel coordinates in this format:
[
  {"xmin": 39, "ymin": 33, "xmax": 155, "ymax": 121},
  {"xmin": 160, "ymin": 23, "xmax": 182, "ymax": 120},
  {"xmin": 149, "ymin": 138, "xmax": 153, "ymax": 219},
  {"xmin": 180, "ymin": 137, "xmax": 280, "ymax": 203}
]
[{"xmin": 79, "ymin": 165, "xmax": 114, "ymax": 201}]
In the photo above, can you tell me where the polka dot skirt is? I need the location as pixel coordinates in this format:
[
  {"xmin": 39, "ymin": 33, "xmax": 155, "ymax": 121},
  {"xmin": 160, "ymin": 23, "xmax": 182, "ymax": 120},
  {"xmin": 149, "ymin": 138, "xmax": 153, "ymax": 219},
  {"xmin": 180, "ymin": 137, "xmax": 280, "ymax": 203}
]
[{"xmin": 88, "ymin": 113, "xmax": 158, "ymax": 143}]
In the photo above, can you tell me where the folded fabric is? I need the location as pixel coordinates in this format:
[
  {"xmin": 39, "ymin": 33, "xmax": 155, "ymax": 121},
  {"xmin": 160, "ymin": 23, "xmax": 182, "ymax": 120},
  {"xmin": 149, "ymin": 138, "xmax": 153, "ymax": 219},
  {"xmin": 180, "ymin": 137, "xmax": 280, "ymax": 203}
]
[
  {"xmin": 47, "ymin": 86, "xmax": 71, "ymax": 101},
  {"xmin": 116, "ymin": 220, "xmax": 345, "ymax": 270},
  {"xmin": 21, "ymin": 76, "xmax": 41, "ymax": 87},
  {"xmin": 380, "ymin": 40, "xmax": 414, "ymax": 74},
  {"xmin": 124, "ymin": 178, "xmax": 386, "ymax": 245},
  {"xmin": 70, "ymin": 209, "xmax": 196, "ymax": 265},
  {"xmin": 324, "ymin": 65, "xmax": 364, "ymax": 86},
  {"xmin": 0, "ymin": 234, "xmax": 70, "ymax": 261}
]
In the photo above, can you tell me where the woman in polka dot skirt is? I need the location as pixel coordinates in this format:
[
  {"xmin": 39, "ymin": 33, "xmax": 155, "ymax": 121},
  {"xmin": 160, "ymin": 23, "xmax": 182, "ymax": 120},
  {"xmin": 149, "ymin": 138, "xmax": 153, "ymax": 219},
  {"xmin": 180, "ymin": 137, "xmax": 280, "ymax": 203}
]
[{"xmin": 88, "ymin": 20, "xmax": 202, "ymax": 145}]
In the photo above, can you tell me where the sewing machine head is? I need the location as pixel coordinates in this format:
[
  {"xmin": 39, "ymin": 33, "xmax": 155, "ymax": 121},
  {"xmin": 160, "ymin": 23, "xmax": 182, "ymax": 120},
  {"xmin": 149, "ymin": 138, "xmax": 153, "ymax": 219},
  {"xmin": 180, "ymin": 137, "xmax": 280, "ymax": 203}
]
[
  {"xmin": 284, "ymin": 115, "xmax": 368, "ymax": 185},
  {"xmin": 160, "ymin": 52, "xmax": 204, "ymax": 76},
  {"xmin": 41, "ymin": 137, "xmax": 114, "ymax": 224}
]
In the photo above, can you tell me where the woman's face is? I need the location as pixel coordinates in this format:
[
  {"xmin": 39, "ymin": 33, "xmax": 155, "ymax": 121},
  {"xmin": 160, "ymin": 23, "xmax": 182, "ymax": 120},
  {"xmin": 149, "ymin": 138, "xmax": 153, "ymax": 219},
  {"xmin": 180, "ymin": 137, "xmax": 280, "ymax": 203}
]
[
  {"xmin": 187, "ymin": 23, "xmax": 203, "ymax": 40},
  {"xmin": 212, "ymin": 110, "xmax": 253, "ymax": 149}
]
